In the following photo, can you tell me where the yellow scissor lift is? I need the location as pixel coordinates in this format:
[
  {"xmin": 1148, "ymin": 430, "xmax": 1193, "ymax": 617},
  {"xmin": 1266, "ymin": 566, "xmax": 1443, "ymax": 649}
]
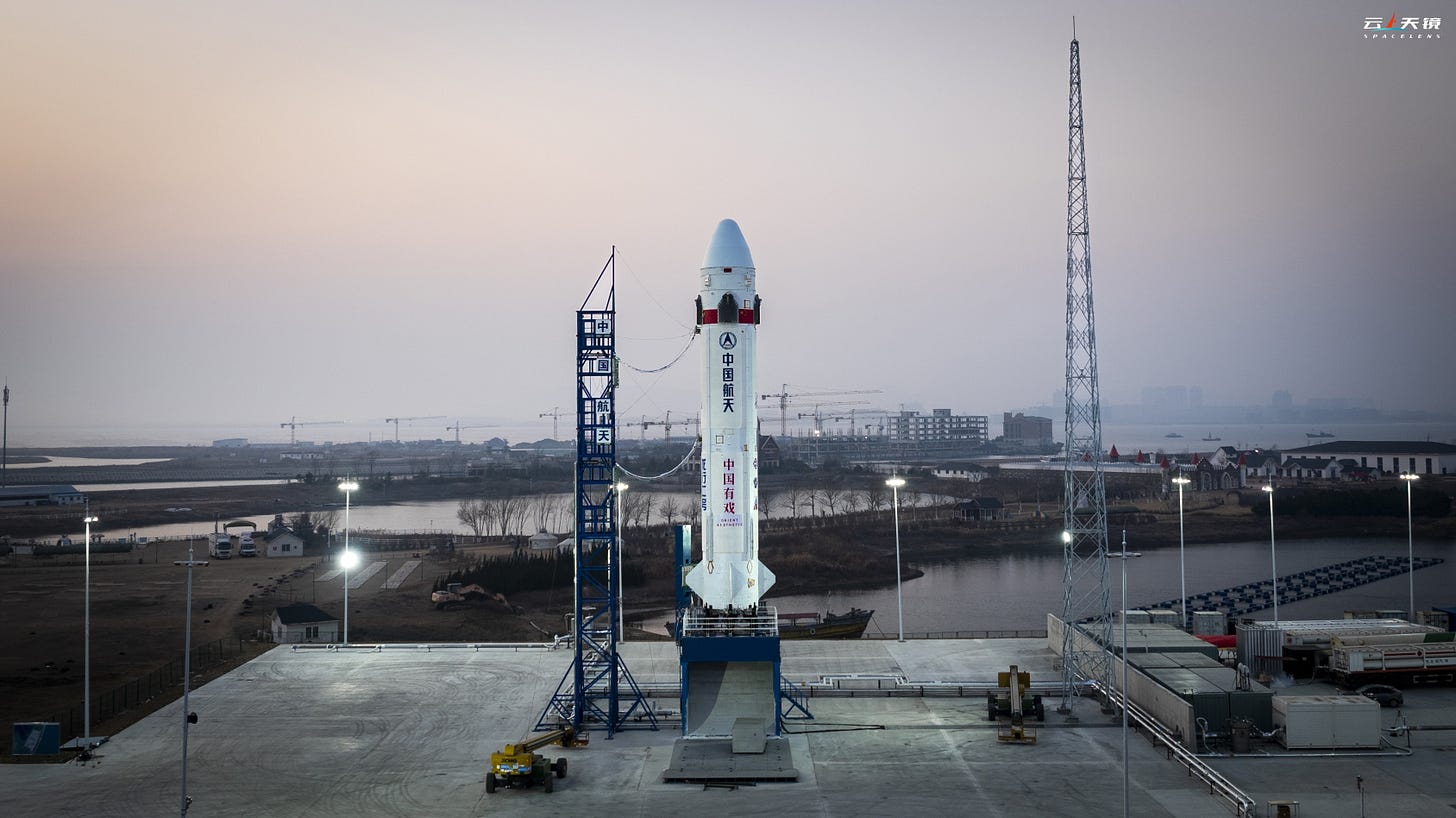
[{"xmin": 988, "ymin": 665, "xmax": 1043, "ymax": 744}]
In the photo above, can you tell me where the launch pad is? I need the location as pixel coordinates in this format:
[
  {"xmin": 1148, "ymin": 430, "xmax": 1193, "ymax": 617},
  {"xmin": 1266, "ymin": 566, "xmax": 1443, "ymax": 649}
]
[{"xmin": 661, "ymin": 735, "xmax": 799, "ymax": 783}]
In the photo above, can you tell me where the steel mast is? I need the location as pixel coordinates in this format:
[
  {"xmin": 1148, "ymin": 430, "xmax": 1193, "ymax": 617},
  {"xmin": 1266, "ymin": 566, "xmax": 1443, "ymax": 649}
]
[
  {"xmin": 538, "ymin": 248, "xmax": 656, "ymax": 737},
  {"xmin": 1058, "ymin": 32, "xmax": 1115, "ymax": 714}
]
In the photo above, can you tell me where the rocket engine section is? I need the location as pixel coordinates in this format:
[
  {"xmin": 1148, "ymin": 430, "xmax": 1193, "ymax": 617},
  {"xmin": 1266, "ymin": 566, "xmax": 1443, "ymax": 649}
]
[{"xmin": 684, "ymin": 219, "xmax": 775, "ymax": 610}]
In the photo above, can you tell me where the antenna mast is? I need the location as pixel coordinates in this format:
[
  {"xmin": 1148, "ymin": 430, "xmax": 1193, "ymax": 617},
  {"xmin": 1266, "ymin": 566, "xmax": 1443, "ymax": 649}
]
[{"xmin": 1058, "ymin": 33, "xmax": 1115, "ymax": 714}]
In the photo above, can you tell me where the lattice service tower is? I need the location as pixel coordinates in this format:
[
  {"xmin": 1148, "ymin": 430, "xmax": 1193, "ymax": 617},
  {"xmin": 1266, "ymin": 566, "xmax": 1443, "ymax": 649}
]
[{"xmin": 1058, "ymin": 33, "xmax": 1115, "ymax": 714}]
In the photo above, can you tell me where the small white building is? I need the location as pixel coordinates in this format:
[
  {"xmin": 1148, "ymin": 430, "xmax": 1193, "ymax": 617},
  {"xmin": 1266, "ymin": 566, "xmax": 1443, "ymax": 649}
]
[
  {"xmin": 529, "ymin": 530, "xmax": 558, "ymax": 551},
  {"xmin": 271, "ymin": 603, "xmax": 340, "ymax": 643},
  {"xmin": 263, "ymin": 529, "xmax": 306, "ymax": 558}
]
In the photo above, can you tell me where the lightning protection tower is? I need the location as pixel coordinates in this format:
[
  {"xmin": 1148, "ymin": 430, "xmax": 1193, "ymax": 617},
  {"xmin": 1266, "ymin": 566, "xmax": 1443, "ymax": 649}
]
[
  {"xmin": 538, "ymin": 249, "xmax": 657, "ymax": 737},
  {"xmin": 1058, "ymin": 33, "xmax": 1115, "ymax": 714}
]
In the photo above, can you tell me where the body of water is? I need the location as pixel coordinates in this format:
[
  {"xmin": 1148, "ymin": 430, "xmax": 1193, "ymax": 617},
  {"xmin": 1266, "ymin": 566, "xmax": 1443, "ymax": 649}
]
[{"xmin": 764, "ymin": 537, "xmax": 1455, "ymax": 634}]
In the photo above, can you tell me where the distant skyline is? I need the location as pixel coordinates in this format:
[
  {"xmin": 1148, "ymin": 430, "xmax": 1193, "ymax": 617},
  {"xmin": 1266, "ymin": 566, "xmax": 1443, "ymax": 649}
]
[{"xmin": 2, "ymin": 2, "xmax": 1452, "ymax": 447}]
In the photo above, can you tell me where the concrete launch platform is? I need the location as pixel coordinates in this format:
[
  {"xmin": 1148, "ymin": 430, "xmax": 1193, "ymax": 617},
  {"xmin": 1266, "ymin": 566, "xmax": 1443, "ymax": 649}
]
[{"xmin": 6, "ymin": 638, "xmax": 1456, "ymax": 816}]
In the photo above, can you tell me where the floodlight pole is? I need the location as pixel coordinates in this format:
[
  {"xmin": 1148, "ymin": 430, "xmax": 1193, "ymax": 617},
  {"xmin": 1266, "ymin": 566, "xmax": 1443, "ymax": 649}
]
[
  {"xmin": 83, "ymin": 505, "xmax": 98, "ymax": 744},
  {"xmin": 1402, "ymin": 474, "xmax": 1419, "ymax": 620},
  {"xmin": 175, "ymin": 539, "xmax": 209, "ymax": 816},
  {"xmin": 1171, "ymin": 475, "xmax": 1190, "ymax": 630},
  {"xmin": 886, "ymin": 475, "xmax": 907, "ymax": 642}
]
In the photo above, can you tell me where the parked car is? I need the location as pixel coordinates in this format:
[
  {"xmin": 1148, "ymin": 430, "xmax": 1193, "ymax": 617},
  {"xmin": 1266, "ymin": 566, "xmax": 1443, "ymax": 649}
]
[{"xmin": 1355, "ymin": 684, "xmax": 1403, "ymax": 708}]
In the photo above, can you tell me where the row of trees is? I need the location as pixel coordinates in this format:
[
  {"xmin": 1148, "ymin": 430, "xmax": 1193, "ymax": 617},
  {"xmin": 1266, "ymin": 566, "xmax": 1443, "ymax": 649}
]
[
  {"xmin": 433, "ymin": 551, "xmax": 648, "ymax": 596},
  {"xmin": 452, "ymin": 481, "xmax": 940, "ymax": 537}
]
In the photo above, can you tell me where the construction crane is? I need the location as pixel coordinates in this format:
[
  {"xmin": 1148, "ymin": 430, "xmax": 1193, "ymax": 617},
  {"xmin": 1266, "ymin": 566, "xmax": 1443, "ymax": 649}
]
[
  {"xmin": 758, "ymin": 384, "xmax": 882, "ymax": 437},
  {"xmin": 280, "ymin": 417, "xmax": 342, "ymax": 446},
  {"xmin": 638, "ymin": 410, "xmax": 685, "ymax": 441},
  {"xmin": 446, "ymin": 422, "xmax": 501, "ymax": 444},
  {"xmin": 539, "ymin": 407, "xmax": 566, "ymax": 441},
  {"xmin": 384, "ymin": 415, "xmax": 446, "ymax": 443}
]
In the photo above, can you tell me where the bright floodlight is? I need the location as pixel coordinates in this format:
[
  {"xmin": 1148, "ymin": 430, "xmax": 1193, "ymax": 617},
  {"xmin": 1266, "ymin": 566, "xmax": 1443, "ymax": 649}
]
[
  {"xmin": 1401, "ymin": 473, "xmax": 1420, "ymax": 482},
  {"xmin": 83, "ymin": 515, "xmax": 99, "ymax": 523},
  {"xmin": 1061, "ymin": 530, "xmax": 1073, "ymax": 544},
  {"xmin": 885, "ymin": 476, "xmax": 906, "ymax": 488},
  {"xmin": 1171, "ymin": 476, "xmax": 1190, "ymax": 486},
  {"xmin": 615, "ymin": 482, "xmax": 629, "ymax": 491},
  {"xmin": 339, "ymin": 549, "xmax": 360, "ymax": 570},
  {"xmin": 339, "ymin": 480, "xmax": 360, "ymax": 492}
]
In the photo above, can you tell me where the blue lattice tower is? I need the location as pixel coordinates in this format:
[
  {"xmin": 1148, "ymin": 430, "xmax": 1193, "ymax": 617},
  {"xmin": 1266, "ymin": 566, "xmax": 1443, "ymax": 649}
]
[
  {"xmin": 538, "ymin": 251, "xmax": 657, "ymax": 736},
  {"xmin": 1058, "ymin": 35, "xmax": 1115, "ymax": 714}
]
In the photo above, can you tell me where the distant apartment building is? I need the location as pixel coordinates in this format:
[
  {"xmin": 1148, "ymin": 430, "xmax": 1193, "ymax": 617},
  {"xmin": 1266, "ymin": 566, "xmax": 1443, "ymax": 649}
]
[
  {"xmin": 212, "ymin": 438, "xmax": 249, "ymax": 448},
  {"xmin": 888, "ymin": 409, "xmax": 988, "ymax": 443},
  {"xmin": 1002, "ymin": 412, "xmax": 1054, "ymax": 447}
]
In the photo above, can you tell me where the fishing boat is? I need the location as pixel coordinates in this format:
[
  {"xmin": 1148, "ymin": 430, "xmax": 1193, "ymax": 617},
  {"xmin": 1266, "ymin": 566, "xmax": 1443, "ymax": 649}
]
[
  {"xmin": 777, "ymin": 608, "xmax": 874, "ymax": 639},
  {"xmin": 1164, "ymin": 432, "xmax": 1183, "ymax": 439},
  {"xmin": 1201, "ymin": 434, "xmax": 1221, "ymax": 442},
  {"xmin": 1307, "ymin": 430, "xmax": 1335, "ymax": 439}
]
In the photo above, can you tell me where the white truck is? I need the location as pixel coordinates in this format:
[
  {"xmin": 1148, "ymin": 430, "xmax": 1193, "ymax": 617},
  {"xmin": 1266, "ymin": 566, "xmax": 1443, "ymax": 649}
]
[
  {"xmin": 226, "ymin": 520, "xmax": 258, "ymax": 557},
  {"xmin": 208, "ymin": 532, "xmax": 234, "ymax": 559}
]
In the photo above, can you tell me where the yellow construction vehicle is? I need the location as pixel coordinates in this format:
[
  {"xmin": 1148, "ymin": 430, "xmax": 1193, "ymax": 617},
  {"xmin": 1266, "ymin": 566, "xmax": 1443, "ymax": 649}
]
[
  {"xmin": 988, "ymin": 665, "xmax": 1043, "ymax": 744},
  {"xmin": 485, "ymin": 726, "xmax": 576, "ymax": 794}
]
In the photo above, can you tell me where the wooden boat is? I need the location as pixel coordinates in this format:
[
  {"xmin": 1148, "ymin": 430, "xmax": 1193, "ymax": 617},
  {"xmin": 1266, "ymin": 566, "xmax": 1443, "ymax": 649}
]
[{"xmin": 777, "ymin": 608, "xmax": 874, "ymax": 639}]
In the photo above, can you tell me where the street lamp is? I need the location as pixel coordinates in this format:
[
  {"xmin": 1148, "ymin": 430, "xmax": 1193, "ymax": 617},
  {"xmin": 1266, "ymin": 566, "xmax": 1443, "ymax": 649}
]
[
  {"xmin": 1402, "ymin": 473, "xmax": 1419, "ymax": 620},
  {"xmin": 886, "ymin": 476, "xmax": 907, "ymax": 642},
  {"xmin": 83, "ymin": 506, "xmax": 99, "ymax": 747},
  {"xmin": 1171, "ymin": 475, "xmax": 1191, "ymax": 631},
  {"xmin": 174, "ymin": 539, "xmax": 209, "ymax": 817},
  {"xmin": 1110, "ymin": 531, "xmax": 1142, "ymax": 818},
  {"xmin": 1262, "ymin": 483, "xmax": 1278, "ymax": 627},
  {"xmin": 338, "ymin": 480, "xmax": 359, "ymax": 645},
  {"xmin": 615, "ymin": 480, "xmax": 629, "ymax": 639}
]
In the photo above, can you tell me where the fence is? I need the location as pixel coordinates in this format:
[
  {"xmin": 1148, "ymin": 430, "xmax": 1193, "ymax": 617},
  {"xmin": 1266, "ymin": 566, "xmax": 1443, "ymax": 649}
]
[
  {"xmin": 42, "ymin": 635, "xmax": 249, "ymax": 749},
  {"xmin": 864, "ymin": 629, "xmax": 1048, "ymax": 640}
]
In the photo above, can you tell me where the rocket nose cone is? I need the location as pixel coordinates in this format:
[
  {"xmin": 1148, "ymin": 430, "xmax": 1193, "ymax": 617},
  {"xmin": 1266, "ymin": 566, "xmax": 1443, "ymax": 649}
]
[{"xmin": 702, "ymin": 219, "xmax": 755, "ymax": 271}]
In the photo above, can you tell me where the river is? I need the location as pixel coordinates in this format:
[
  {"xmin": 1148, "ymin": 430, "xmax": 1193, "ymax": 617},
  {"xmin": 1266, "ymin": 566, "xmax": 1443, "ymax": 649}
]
[{"xmin": 762, "ymin": 536, "xmax": 1456, "ymax": 634}]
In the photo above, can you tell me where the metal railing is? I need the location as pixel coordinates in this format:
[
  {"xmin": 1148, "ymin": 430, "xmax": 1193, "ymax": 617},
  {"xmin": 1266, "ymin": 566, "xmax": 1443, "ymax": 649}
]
[{"xmin": 682, "ymin": 605, "xmax": 780, "ymax": 637}]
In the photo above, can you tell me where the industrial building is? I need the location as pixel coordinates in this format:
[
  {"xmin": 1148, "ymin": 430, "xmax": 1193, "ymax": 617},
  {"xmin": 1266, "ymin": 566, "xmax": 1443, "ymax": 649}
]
[{"xmin": 888, "ymin": 409, "xmax": 988, "ymax": 444}]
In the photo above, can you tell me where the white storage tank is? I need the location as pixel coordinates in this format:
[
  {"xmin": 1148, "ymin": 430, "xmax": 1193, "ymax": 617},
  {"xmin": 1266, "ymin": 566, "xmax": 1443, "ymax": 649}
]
[{"xmin": 1272, "ymin": 695, "xmax": 1380, "ymax": 749}]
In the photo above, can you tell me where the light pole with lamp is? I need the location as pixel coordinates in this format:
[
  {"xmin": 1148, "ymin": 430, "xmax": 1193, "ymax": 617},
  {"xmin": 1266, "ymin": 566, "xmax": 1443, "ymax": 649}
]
[
  {"xmin": 174, "ymin": 538, "xmax": 208, "ymax": 816},
  {"xmin": 338, "ymin": 480, "xmax": 359, "ymax": 645},
  {"xmin": 1171, "ymin": 475, "xmax": 1190, "ymax": 631},
  {"xmin": 886, "ymin": 475, "xmax": 906, "ymax": 642},
  {"xmin": 83, "ymin": 505, "xmax": 100, "ymax": 748},
  {"xmin": 1262, "ymin": 482, "xmax": 1278, "ymax": 627},
  {"xmin": 615, "ymin": 479, "xmax": 629, "ymax": 639},
  {"xmin": 1110, "ymin": 531, "xmax": 1142, "ymax": 818},
  {"xmin": 1402, "ymin": 473, "xmax": 1419, "ymax": 620}
]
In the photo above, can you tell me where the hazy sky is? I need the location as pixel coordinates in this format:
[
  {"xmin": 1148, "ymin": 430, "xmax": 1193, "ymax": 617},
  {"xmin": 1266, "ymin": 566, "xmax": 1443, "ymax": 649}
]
[{"xmin": 2, "ymin": 1, "xmax": 1452, "ymax": 445}]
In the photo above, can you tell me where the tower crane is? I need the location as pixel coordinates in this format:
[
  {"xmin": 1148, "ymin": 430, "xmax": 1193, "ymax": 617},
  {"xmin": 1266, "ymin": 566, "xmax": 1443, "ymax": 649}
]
[
  {"xmin": 639, "ymin": 410, "xmax": 685, "ymax": 442},
  {"xmin": 384, "ymin": 415, "xmax": 446, "ymax": 443},
  {"xmin": 445, "ymin": 422, "xmax": 501, "ymax": 444},
  {"xmin": 280, "ymin": 417, "xmax": 342, "ymax": 446},
  {"xmin": 758, "ymin": 384, "xmax": 881, "ymax": 436},
  {"xmin": 539, "ymin": 407, "xmax": 567, "ymax": 441}
]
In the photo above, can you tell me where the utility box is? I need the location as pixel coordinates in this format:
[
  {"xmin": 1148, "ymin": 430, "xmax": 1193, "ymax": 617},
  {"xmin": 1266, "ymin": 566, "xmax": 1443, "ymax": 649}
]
[
  {"xmin": 1193, "ymin": 610, "xmax": 1226, "ymax": 637},
  {"xmin": 1273, "ymin": 695, "xmax": 1379, "ymax": 749},
  {"xmin": 1147, "ymin": 609, "xmax": 1179, "ymax": 628}
]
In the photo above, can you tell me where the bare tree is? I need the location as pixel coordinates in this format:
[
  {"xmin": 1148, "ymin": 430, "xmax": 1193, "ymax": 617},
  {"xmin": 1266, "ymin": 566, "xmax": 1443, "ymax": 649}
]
[
  {"xmin": 660, "ymin": 495, "xmax": 683, "ymax": 528},
  {"xmin": 457, "ymin": 498, "xmax": 489, "ymax": 536},
  {"xmin": 486, "ymin": 494, "xmax": 526, "ymax": 538},
  {"xmin": 843, "ymin": 490, "xmax": 863, "ymax": 514},
  {"xmin": 866, "ymin": 485, "xmax": 888, "ymax": 514},
  {"xmin": 820, "ymin": 484, "xmax": 846, "ymax": 517}
]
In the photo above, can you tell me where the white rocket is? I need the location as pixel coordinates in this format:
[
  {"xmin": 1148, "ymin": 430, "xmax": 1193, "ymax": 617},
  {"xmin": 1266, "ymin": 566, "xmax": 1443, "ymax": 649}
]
[{"xmin": 684, "ymin": 219, "xmax": 775, "ymax": 610}]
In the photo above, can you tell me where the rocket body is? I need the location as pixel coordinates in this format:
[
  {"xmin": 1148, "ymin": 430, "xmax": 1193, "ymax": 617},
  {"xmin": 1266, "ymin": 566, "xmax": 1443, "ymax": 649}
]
[{"xmin": 684, "ymin": 219, "xmax": 775, "ymax": 609}]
